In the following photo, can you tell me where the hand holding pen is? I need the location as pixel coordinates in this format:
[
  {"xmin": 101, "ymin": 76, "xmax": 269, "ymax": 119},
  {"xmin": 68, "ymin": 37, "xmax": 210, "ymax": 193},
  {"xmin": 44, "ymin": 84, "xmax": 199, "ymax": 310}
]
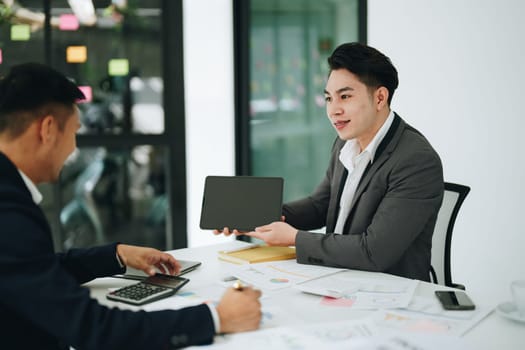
[
  {"xmin": 216, "ymin": 280, "xmax": 262, "ymax": 333},
  {"xmin": 233, "ymin": 280, "xmax": 244, "ymax": 291}
]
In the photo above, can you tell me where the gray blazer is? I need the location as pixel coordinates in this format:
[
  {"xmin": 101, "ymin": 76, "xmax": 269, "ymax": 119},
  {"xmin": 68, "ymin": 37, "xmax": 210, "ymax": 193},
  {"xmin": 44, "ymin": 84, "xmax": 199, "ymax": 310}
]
[{"xmin": 284, "ymin": 114, "xmax": 444, "ymax": 281}]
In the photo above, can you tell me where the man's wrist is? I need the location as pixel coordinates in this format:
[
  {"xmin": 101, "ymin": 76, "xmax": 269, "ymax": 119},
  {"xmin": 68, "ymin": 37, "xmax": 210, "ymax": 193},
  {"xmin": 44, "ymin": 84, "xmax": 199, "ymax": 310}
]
[
  {"xmin": 115, "ymin": 244, "xmax": 125, "ymax": 268},
  {"xmin": 205, "ymin": 304, "xmax": 221, "ymax": 334},
  {"xmin": 292, "ymin": 229, "xmax": 299, "ymax": 246}
]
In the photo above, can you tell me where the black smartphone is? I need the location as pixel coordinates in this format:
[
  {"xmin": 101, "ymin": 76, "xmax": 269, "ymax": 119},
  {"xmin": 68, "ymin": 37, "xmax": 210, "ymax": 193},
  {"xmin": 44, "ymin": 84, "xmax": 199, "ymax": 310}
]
[{"xmin": 435, "ymin": 290, "xmax": 476, "ymax": 310}]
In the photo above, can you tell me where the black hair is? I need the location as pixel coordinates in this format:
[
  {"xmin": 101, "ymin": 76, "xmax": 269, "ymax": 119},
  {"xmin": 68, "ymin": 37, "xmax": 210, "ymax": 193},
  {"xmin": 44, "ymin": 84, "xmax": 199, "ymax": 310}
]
[
  {"xmin": 327, "ymin": 42, "xmax": 399, "ymax": 105},
  {"xmin": 0, "ymin": 62, "xmax": 84, "ymax": 136}
]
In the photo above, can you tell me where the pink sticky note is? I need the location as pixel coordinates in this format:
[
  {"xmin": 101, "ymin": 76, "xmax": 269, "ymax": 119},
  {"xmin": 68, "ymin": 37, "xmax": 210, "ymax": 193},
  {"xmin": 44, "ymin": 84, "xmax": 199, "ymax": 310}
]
[
  {"xmin": 77, "ymin": 86, "xmax": 92, "ymax": 103},
  {"xmin": 59, "ymin": 14, "xmax": 80, "ymax": 31},
  {"xmin": 0, "ymin": 49, "xmax": 3, "ymax": 64}
]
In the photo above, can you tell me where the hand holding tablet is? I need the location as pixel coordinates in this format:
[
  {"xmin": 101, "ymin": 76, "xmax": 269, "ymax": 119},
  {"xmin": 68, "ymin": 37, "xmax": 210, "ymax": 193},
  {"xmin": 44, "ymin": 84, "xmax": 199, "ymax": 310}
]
[{"xmin": 200, "ymin": 176, "xmax": 284, "ymax": 232}]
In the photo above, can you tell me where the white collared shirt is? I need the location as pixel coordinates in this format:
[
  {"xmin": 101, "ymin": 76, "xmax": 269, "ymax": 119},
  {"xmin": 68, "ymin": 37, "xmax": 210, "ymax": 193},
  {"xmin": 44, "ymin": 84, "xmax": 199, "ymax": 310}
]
[
  {"xmin": 17, "ymin": 170, "xmax": 43, "ymax": 204},
  {"xmin": 333, "ymin": 111, "xmax": 395, "ymax": 233}
]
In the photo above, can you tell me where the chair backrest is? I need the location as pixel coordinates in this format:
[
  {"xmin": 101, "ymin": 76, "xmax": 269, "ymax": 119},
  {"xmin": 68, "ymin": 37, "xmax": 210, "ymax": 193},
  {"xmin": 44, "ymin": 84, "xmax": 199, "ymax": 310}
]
[{"xmin": 430, "ymin": 182, "xmax": 470, "ymax": 288}]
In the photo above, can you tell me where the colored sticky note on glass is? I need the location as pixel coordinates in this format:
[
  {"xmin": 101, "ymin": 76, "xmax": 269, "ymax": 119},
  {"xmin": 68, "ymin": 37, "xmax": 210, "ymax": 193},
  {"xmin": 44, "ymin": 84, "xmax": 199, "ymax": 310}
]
[
  {"xmin": 67, "ymin": 46, "xmax": 87, "ymax": 63},
  {"xmin": 0, "ymin": 49, "xmax": 3, "ymax": 64},
  {"xmin": 11, "ymin": 24, "xmax": 31, "ymax": 41},
  {"xmin": 59, "ymin": 14, "xmax": 80, "ymax": 31},
  {"xmin": 77, "ymin": 86, "xmax": 93, "ymax": 103},
  {"xmin": 108, "ymin": 59, "xmax": 129, "ymax": 76}
]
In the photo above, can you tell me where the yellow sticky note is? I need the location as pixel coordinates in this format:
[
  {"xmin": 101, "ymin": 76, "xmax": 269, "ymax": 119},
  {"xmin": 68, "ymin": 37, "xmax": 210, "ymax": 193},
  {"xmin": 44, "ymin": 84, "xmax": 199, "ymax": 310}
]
[
  {"xmin": 11, "ymin": 24, "xmax": 31, "ymax": 41},
  {"xmin": 66, "ymin": 46, "xmax": 87, "ymax": 63},
  {"xmin": 108, "ymin": 59, "xmax": 129, "ymax": 76}
]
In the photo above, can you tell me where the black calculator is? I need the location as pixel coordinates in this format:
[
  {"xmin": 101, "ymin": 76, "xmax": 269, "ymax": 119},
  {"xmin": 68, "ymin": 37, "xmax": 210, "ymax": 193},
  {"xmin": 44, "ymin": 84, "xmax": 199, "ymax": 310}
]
[{"xmin": 107, "ymin": 274, "xmax": 189, "ymax": 305}]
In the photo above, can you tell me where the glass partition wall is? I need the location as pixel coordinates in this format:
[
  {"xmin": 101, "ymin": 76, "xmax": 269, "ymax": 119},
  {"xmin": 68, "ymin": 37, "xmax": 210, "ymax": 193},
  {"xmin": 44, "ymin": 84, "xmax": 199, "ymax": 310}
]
[
  {"xmin": 0, "ymin": 0, "xmax": 186, "ymax": 251},
  {"xmin": 235, "ymin": 0, "xmax": 365, "ymax": 202}
]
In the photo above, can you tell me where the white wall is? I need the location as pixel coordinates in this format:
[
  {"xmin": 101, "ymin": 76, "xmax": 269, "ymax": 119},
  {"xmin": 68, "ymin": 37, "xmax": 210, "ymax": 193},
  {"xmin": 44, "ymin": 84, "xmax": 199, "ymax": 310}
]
[
  {"xmin": 183, "ymin": 0, "xmax": 525, "ymax": 300},
  {"xmin": 183, "ymin": 0, "xmax": 236, "ymax": 247},
  {"xmin": 368, "ymin": 0, "xmax": 525, "ymax": 302}
]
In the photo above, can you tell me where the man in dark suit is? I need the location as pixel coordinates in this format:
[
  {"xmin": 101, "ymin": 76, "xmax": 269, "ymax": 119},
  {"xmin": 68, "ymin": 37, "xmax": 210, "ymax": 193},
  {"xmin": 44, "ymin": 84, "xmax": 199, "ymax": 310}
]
[
  {"xmin": 218, "ymin": 43, "xmax": 443, "ymax": 282},
  {"xmin": 0, "ymin": 63, "xmax": 261, "ymax": 350}
]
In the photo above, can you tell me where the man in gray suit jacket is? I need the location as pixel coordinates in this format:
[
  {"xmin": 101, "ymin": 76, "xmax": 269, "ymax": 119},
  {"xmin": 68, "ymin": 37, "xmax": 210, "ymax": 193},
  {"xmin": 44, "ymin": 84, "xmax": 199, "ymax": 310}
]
[{"xmin": 222, "ymin": 43, "xmax": 443, "ymax": 282}]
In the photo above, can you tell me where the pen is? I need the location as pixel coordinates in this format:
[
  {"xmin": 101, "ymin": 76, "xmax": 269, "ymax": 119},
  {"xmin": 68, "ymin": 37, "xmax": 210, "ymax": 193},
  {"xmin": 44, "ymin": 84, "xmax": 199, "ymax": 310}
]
[{"xmin": 233, "ymin": 280, "xmax": 244, "ymax": 291}]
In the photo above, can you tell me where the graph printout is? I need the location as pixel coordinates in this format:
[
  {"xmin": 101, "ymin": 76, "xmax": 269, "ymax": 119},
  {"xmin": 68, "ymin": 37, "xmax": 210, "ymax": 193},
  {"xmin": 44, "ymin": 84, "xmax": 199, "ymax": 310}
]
[{"xmin": 230, "ymin": 260, "xmax": 345, "ymax": 291}]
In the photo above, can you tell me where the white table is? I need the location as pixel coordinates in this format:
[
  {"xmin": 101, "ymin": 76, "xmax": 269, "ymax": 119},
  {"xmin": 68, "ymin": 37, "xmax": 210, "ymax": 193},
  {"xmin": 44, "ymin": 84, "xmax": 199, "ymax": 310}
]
[{"xmin": 86, "ymin": 242, "xmax": 525, "ymax": 349}]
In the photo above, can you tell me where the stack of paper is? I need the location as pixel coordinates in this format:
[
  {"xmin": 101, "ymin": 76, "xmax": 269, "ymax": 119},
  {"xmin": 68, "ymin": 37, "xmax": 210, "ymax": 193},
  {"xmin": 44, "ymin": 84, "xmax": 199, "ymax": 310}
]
[{"xmin": 228, "ymin": 260, "xmax": 345, "ymax": 291}]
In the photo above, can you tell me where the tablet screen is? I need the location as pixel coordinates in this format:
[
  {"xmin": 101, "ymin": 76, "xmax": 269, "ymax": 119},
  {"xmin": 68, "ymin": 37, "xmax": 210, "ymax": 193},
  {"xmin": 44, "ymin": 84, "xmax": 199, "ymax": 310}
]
[{"xmin": 200, "ymin": 176, "xmax": 283, "ymax": 231}]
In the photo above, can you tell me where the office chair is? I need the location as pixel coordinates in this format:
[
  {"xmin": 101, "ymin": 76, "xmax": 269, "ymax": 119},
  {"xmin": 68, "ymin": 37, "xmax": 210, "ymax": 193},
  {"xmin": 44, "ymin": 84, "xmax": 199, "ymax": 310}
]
[
  {"xmin": 430, "ymin": 182, "xmax": 470, "ymax": 290},
  {"xmin": 60, "ymin": 153, "xmax": 119, "ymax": 249}
]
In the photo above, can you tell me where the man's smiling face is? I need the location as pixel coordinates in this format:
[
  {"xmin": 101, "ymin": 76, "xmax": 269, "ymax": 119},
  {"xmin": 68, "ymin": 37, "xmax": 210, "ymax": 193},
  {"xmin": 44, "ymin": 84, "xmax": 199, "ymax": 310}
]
[{"xmin": 324, "ymin": 69, "xmax": 386, "ymax": 149}]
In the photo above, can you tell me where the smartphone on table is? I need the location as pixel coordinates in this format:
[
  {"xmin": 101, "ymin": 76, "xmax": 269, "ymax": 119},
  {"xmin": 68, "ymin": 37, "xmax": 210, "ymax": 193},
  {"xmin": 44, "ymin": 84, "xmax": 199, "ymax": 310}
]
[{"xmin": 435, "ymin": 290, "xmax": 476, "ymax": 310}]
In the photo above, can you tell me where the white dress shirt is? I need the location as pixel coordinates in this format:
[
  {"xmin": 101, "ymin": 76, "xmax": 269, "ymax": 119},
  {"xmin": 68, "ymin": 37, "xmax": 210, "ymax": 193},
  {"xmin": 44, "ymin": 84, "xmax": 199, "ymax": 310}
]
[
  {"xmin": 17, "ymin": 168, "xmax": 222, "ymax": 333},
  {"xmin": 334, "ymin": 111, "xmax": 395, "ymax": 234},
  {"xmin": 18, "ymin": 170, "xmax": 43, "ymax": 204}
]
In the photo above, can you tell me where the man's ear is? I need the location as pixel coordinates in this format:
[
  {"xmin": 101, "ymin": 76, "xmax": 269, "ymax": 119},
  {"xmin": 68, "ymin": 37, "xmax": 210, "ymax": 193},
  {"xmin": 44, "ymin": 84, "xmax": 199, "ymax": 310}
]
[
  {"xmin": 38, "ymin": 115, "xmax": 56, "ymax": 145},
  {"xmin": 375, "ymin": 87, "xmax": 389, "ymax": 111}
]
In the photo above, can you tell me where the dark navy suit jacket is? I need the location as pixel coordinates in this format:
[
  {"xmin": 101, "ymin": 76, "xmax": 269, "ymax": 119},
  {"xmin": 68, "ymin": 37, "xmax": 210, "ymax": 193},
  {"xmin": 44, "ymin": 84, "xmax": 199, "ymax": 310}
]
[{"xmin": 0, "ymin": 152, "xmax": 214, "ymax": 349}]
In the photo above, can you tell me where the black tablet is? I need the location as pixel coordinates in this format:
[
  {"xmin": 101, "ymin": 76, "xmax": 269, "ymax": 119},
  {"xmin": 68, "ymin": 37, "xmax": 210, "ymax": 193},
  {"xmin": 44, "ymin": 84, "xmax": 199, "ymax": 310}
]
[{"xmin": 200, "ymin": 176, "xmax": 284, "ymax": 231}]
